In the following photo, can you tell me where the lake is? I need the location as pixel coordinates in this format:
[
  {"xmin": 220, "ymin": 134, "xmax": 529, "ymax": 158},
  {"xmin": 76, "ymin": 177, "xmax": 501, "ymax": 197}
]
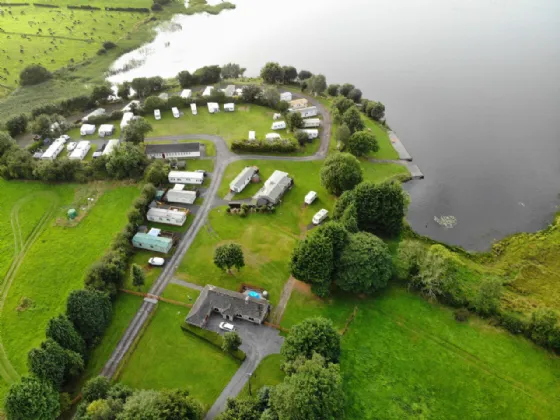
[{"xmin": 109, "ymin": 0, "xmax": 560, "ymax": 250}]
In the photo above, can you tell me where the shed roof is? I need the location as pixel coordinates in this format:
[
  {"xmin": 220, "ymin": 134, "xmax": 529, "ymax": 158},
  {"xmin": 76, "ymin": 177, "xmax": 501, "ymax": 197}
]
[
  {"xmin": 145, "ymin": 142, "xmax": 200, "ymax": 155},
  {"xmin": 254, "ymin": 170, "xmax": 292, "ymax": 203},
  {"xmin": 186, "ymin": 285, "xmax": 270, "ymax": 328}
]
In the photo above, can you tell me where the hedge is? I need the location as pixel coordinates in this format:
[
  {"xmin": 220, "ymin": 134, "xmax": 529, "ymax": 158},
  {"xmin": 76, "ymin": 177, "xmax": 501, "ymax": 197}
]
[
  {"xmin": 67, "ymin": 4, "xmax": 100, "ymax": 10},
  {"xmin": 105, "ymin": 6, "xmax": 150, "ymax": 13},
  {"xmin": 33, "ymin": 3, "xmax": 59, "ymax": 7},
  {"xmin": 181, "ymin": 323, "xmax": 246, "ymax": 361},
  {"xmin": 231, "ymin": 138, "xmax": 298, "ymax": 153}
]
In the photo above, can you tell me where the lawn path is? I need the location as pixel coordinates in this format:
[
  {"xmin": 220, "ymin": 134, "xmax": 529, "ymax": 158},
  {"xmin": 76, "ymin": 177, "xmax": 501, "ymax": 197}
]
[
  {"xmin": 0, "ymin": 192, "xmax": 59, "ymax": 384},
  {"xmin": 270, "ymin": 277, "xmax": 295, "ymax": 324}
]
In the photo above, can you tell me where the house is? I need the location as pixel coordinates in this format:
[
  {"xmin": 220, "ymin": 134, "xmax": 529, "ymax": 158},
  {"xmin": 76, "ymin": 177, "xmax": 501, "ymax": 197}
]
[
  {"xmin": 224, "ymin": 103, "xmax": 235, "ymax": 112},
  {"xmin": 69, "ymin": 141, "xmax": 91, "ymax": 160},
  {"xmin": 41, "ymin": 138, "xmax": 65, "ymax": 160},
  {"xmin": 298, "ymin": 129, "xmax": 319, "ymax": 140},
  {"xmin": 302, "ymin": 118, "xmax": 321, "ymax": 128},
  {"xmin": 207, "ymin": 102, "xmax": 219, "ymax": 113},
  {"xmin": 230, "ymin": 166, "xmax": 259, "ymax": 193},
  {"xmin": 121, "ymin": 100, "xmax": 140, "ymax": 112},
  {"xmin": 271, "ymin": 121, "xmax": 286, "ymax": 130},
  {"xmin": 121, "ymin": 112, "xmax": 134, "ymax": 129},
  {"xmin": 185, "ymin": 285, "xmax": 270, "ymax": 327},
  {"xmin": 147, "ymin": 208, "xmax": 187, "ymax": 226},
  {"xmin": 132, "ymin": 230, "xmax": 173, "ymax": 253},
  {"xmin": 80, "ymin": 124, "xmax": 96, "ymax": 136},
  {"xmin": 223, "ymin": 85, "xmax": 235, "ymax": 97},
  {"xmin": 102, "ymin": 139, "xmax": 119, "ymax": 156},
  {"xmin": 165, "ymin": 184, "xmax": 197, "ymax": 205},
  {"xmin": 253, "ymin": 170, "xmax": 293, "ymax": 205},
  {"xmin": 98, "ymin": 124, "xmax": 114, "ymax": 137},
  {"xmin": 158, "ymin": 92, "xmax": 169, "ymax": 100},
  {"xmin": 289, "ymin": 98, "xmax": 308, "ymax": 109},
  {"xmin": 82, "ymin": 108, "xmax": 105, "ymax": 122},
  {"xmin": 190, "ymin": 103, "xmax": 198, "ymax": 115},
  {"xmin": 265, "ymin": 133, "xmax": 281, "ymax": 141},
  {"xmin": 180, "ymin": 89, "xmax": 192, "ymax": 99},
  {"xmin": 248, "ymin": 131, "xmax": 256, "ymax": 141},
  {"xmin": 292, "ymin": 106, "xmax": 318, "ymax": 118},
  {"xmin": 145, "ymin": 142, "xmax": 201, "ymax": 159},
  {"xmin": 202, "ymin": 86, "xmax": 214, "ymax": 97},
  {"xmin": 280, "ymin": 92, "xmax": 292, "ymax": 102},
  {"xmin": 168, "ymin": 171, "xmax": 204, "ymax": 184},
  {"xmin": 172, "ymin": 107, "xmax": 180, "ymax": 118}
]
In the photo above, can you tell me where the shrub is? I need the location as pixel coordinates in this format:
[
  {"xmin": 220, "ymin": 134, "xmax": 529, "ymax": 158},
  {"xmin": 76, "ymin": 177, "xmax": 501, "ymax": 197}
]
[
  {"xmin": 19, "ymin": 64, "xmax": 52, "ymax": 86},
  {"xmin": 6, "ymin": 114, "xmax": 28, "ymax": 137},
  {"xmin": 5, "ymin": 377, "xmax": 60, "ymax": 420},
  {"xmin": 66, "ymin": 289, "xmax": 112, "ymax": 347},
  {"xmin": 498, "ymin": 312, "xmax": 528, "ymax": 335},
  {"xmin": 454, "ymin": 308, "xmax": 470, "ymax": 322},
  {"xmin": 103, "ymin": 41, "xmax": 117, "ymax": 50}
]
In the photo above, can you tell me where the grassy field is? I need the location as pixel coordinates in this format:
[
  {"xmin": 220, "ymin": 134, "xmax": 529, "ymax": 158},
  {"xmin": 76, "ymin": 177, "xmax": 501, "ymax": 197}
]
[
  {"xmin": 0, "ymin": 180, "xmax": 138, "ymax": 405},
  {"xmin": 239, "ymin": 353, "xmax": 285, "ymax": 398},
  {"xmin": 279, "ymin": 287, "xmax": 560, "ymax": 419},
  {"xmin": 117, "ymin": 301, "xmax": 239, "ymax": 410}
]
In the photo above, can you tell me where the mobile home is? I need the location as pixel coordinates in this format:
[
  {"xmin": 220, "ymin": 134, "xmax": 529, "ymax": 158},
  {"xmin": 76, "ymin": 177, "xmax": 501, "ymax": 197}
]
[
  {"xmin": 280, "ymin": 92, "xmax": 292, "ymax": 102},
  {"xmin": 207, "ymin": 102, "xmax": 219, "ymax": 114},
  {"xmin": 80, "ymin": 124, "xmax": 96, "ymax": 136},
  {"xmin": 147, "ymin": 208, "xmax": 187, "ymax": 226},
  {"xmin": 265, "ymin": 133, "xmax": 281, "ymax": 141},
  {"xmin": 121, "ymin": 100, "xmax": 139, "ymax": 112},
  {"xmin": 289, "ymin": 98, "xmax": 308, "ymax": 109},
  {"xmin": 293, "ymin": 106, "xmax": 318, "ymax": 118},
  {"xmin": 120, "ymin": 112, "xmax": 134, "ymax": 129},
  {"xmin": 180, "ymin": 89, "xmax": 192, "ymax": 99},
  {"xmin": 223, "ymin": 85, "xmax": 235, "ymax": 97},
  {"xmin": 168, "ymin": 171, "xmax": 204, "ymax": 185},
  {"xmin": 82, "ymin": 108, "xmax": 105, "ymax": 122},
  {"xmin": 271, "ymin": 121, "xmax": 286, "ymax": 130},
  {"xmin": 172, "ymin": 107, "xmax": 180, "ymax": 118},
  {"xmin": 145, "ymin": 143, "xmax": 200, "ymax": 159},
  {"xmin": 312, "ymin": 209, "xmax": 329, "ymax": 225},
  {"xmin": 98, "ymin": 124, "xmax": 114, "ymax": 137},
  {"xmin": 165, "ymin": 184, "xmax": 197, "ymax": 205},
  {"xmin": 298, "ymin": 129, "xmax": 319, "ymax": 140},
  {"xmin": 154, "ymin": 109, "xmax": 161, "ymax": 120},
  {"xmin": 102, "ymin": 139, "xmax": 119, "ymax": 156},
  {"xmin": 202, "ymin": 86, "xmax": 214, "ymax": 97},
  {"xmin": 224, "ymin": 103, "xmax": 235, "ymax": 112},
  {"xmin": 248, "ymin": 131, "xmax": 256, "ymax": 141},
  {"xmin": 229, "ymin": 166, "xmax": 259, "ymax": 193},
  {"xmin": 302, "ymin": 118, "xmax": 321, "ymax": 128},
  {"xmin": 190, "ymin": 103, "xmax": 198, "ymax": 115},
  {"xmin": 69, "ymin": 141, "xmax": 91, "ymax": 160},
  {"xmin": 41, "ymin": 138, "xmax": 65, "ymax": 160},
  {"xmin": 132, "ymin": 231, "xmax": 173, "ymax": 254}
]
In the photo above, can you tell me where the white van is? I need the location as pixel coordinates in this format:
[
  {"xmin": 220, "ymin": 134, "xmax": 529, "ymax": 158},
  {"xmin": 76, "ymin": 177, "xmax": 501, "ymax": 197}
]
[
  {"xmin": 271, "ymin": 121, "xmax": 286, "ymax": 130},
  {"xmin": 312, "ymin": 209, "xmax": 329, "ymax": 225},
  {"xmin": 154, "ymin": 109, "xmax": 161, "ymax": 120},
  {"xmin": 172, "ymin": 107, "xmax": 180, "ymax": 118},
  {"xmin": 304, "ymin": 191, "xmax": 317, "ymax": 205},
  {"xmin": 190, "ymin": 103, "xmax": 197, "ymax": 115}
]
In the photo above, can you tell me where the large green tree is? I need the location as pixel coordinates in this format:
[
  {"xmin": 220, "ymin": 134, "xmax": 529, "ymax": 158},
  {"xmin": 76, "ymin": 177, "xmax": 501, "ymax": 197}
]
[
  {"xmin": 132, "ymin": 264, "xmax": 146, "ymax": 288},
  {"xmin": 286, "ymin": 111, "xmax": 303, "ymax": 132},
  {"xmin": 142, "ymin": 96, "xmax": 167, "ymax": 113},
  {"xmin": 334, "ymin": 232, "xmax": 392, "ymax": 294},
  {"xmin": 119, "ymin": 389, "xmax": 162, "ymax": 420},
  {"xmin": 270, "ymin": 354, "xmax": 344, "ymax": 420},
  {"xmin": 347, "ymin": 88, "xmax": 362, "ymax": 103},
  {"xmin": 339, "ymin": 83, "xmax": 355, "ymax": 97},
  {"xmin": 281, "ymin": 317, "xmax": 341, "ymax": 364},
  {"xmin": 193, "ymin": 65, "xmax": 221, "ymax": 84},
  {"xmin": 5, "ymin": 377, "xmax": 60, "ymax": 420},
  {"xmin": 106, "ymin": 143, "xmax": 149, "ymax": 180},
  {"xmin": 19, "ymin": 64, "xmax": 52, "ymax": 86},
  {"xmin": 0, "ymin": 147, "xmax": 35, "ymax": 180},
  {"xmin": 290, "ymin": 234, "xmax": 334, "ymax": 294},
  {"xmin": 308, "ymin": 74, "xmax": 327, "ymax": 94},
  {"xmin": 28, "ymin": 339, "xmax": 83, "ymax": 387},
  {"xmin": 145, "ymin": 159, "xmax": 169, "ymax": 185},
  {"xmin": 82, "ymin": 376, "xmax": 111, "ymax": 403},
  {"xmin": 5, "ymin": 114, "xmax": 28, "ymax": 137},
  {"xmin": 282, "ymin": 66, "xmax": 298, "ymax": 83},
  {"xmin": 0, "ymin": 131, "xmax": 16, "ymax": 158},
  {"xmin": 336, "ymin": 123, "xmax": 351, "ymax": 148},
  {"xmin": 66, "ymin": 289, "xmax": 112, "ymax": 347},
  {"xmin": 346, "ymin": 130, "xmax": 379, "ymax": 157},
  {"xmin": 157, "ymin": 389, "xmax": 203, "ymax": 420},
  {"xmin": 45, "ymin": 314, "xmax": 86, "ymax": 356},
  {"xmin": 342, "ymin": 107, "xmax": 365, "ymax": 133},
  {"xmin": 122, "ymin": 117, "xmax": 152, "ymax": 144},
  {"xmin": 260, "ymin": 62, "xmax": 284, "ymax": 84},
  {"xmin": 241, "ymin": 84, "xmax": 262, "ymax": 103},
  {"xmin": 177, "ymin": 70, "xmax": 196, "ymax": 88},
  {"xmin": 320, "ymin": 152, "xmax": 363, "ymax": 196},
  {"xmin": 221, "ymin": 63, "xmax": 246, "ymax": 79},
  {"xmin": 214, "ymin": 243, "xmax": 245, "ymax": 273},
  {"xmin": 327, "ymin": 84, "xmax": 339, "ymax": 96},
  {"xmin": 332, "ymin": 96, "xmax": 355, "ymax": 115}
]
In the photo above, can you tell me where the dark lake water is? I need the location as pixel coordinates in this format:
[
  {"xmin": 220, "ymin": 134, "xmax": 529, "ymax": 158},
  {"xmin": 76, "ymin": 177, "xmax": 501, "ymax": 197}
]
[{"xmin": 109, "ymin": 0, "xmax": 560, "ymax": 250}]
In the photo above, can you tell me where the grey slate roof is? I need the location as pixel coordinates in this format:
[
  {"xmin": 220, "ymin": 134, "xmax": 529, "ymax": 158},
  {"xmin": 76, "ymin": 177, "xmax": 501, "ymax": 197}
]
[
  {"xmin": 145, "ymin": 142, "xmax": 200, "ymax": 155},
  {"xmin": 253, "ymin": 170, "xmax": 292, "ymax": 204},
  {"xmin": 186, "ymin": 285, "xmax": 270, "ymax": 327}
]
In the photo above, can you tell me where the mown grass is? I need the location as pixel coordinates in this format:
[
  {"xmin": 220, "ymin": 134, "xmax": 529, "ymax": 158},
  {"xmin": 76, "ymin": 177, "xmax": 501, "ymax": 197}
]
[
  {"xmin": 117, "ymin": 301, "xmax": 239, "ymax": 410},
  {"xmin": 161, "ymin": 283, "xmax": 200, "ymax": 304},
  {"xmin": 279, "ymin": 287, "xmax": 560, "ymax": 419},
  {"xmin": 239, "ymin": 353, "xmax": 285, "ymax": 398}
]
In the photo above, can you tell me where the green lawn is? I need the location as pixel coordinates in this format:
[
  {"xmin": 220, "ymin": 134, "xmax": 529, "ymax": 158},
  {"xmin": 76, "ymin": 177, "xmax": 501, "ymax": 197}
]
[
  {"xmin": 66, "ymin": 125, "xmax": 122, "ymax": 141},
  {"xmin": 0, "ymin": 181, "xmax": 139, "ymax": 404},
  {"xmin": 117, "ymin": 302, "xmax": 239, "ymax": 410},
  {"xmin": 161, "ymin": 283, "xmax": 200, "ymax": 304},
  {"xmin": 363, "ymin": 118, "xmax": 399, "ymax": 160},
  {"xmin": 280, "ymin": 287, "xmax": 560, "ymax": 419},
  {"xmin": 239, "ymin": 354, "xmax": 285, "ymax": 398},
  {"xmin": 186, "ymin": 158, "xmax": 215, "ymax": 173}
]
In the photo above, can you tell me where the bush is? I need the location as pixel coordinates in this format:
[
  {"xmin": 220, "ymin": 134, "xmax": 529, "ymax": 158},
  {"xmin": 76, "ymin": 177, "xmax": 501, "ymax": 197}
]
[
  {"xmin": 97, "ymin": 48, "xmax": 107, "ymax": 55},
  {"xmin": 19, "ymin": 64, "xmax": 52, "ymax": 86},
  {"xmin": 103, "ymin": 41, "xmax": 117, "ymax": 50},
  {"xmin": 454, "ymin": 308, "xmax": 470, "ymax": 322},
  {"xmin": 66, "ymin": 289, "xmax": 112, "ymax": 347},
  {"xmin": 181, "ymin": 323, "xmax": 246, "ymax": 361},
  {"xmin": 498, "ymin": 312, "xmax": 528, "ymax": 335},
  {"xmin": 5, "ymin": 377, "xmax": 60, "ymax": 420},
  {"xmin": 151, "ymin": 3, "xmax": 162, "ymax": 10},
  {"xmin": 6, "ymin": 114, "xmax": 28, "ymax": 137}
]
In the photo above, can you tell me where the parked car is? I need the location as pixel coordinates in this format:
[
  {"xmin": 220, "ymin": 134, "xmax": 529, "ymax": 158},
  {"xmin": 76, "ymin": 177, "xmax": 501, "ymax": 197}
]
[
  {"xmin": 219, "ymin": 322, "xmax": 235, "ymax": 332},
  {"xmin": 148, "ymin": 257, "xmax": 165, "ymax": 266}
]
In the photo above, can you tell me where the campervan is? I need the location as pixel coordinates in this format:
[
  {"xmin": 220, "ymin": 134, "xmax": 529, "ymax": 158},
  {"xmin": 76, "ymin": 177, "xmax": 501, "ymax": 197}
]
[{"xmin": 312, "ymin": 209, "xmax": 329, "ymax": 225}]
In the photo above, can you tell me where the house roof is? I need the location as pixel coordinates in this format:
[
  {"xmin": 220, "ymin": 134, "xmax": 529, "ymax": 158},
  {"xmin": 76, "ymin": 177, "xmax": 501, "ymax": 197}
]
[
  {"xmin": 132, "ymin": 232, "xmax": 173, "ymax": 246},
  {"xmin": 186, "ymin": 285, "xmax": 270, "ymax": 328},
  {"xmin": 145, "ymin": 143, "xmax": 200, "ymax": 155},
  {"xmin": 230, "ymin": 166, "xmax": 258, "ymax": 190},
  {"xmin": 168, "ymin": 171, "xmax": 204, "ymax": 180},
  {"xmin": 253, "ymin": 170, "xmax": 292, "ymax": 203},
  {"xmin": 147, "ymin": 208, "xmax": 187, "ymax": 220}
]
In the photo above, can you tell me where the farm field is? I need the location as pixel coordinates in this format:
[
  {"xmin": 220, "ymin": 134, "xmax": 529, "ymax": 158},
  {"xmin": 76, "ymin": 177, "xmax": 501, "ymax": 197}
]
[
  {"xmin": 0, "ymin": 180, "xmax": 139, "ymax": 406},
  {"xmin": 117, "ymin": 301, "xmax": 239, "ymax": 410},
  {"xmin": 278, "ymin": 287, "xmax": 560, "ymax": 419}
]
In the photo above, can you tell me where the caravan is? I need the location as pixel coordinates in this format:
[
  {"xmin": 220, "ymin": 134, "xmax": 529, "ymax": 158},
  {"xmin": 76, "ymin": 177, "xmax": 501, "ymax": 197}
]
[
  {"xmin": 271, "ymin": 121, "xmax": 286, "ymax": 130},
  {"xmin": 302, "ymin": 118, "xmax": 321, "ymax": 128},
  {"xmin": 80, "ymin": 124, "xmax": 96, "ymax": 136},
  {"xmin": 168, "ymin": 171, "xmax": 204, "ymax": 185},
  {"xmin": 190, "ymin": 103, "xmax": 198, "ymax": 115},
  {"xmin": 98, "ymin": 124, "xmax": 114, "ymax": 137},
  {"xmin": 224, "ymin": 103, "xmax": 235, "ymax": 112},
  {"xmin": 154, "ymin": 109, "xmax": 161, "ymax": 120},
  {"xmin": 312, "ymin": 209, "xmax": 329, "ymax": 225},
  {"xmin": 121, "ymin": 112, "xmax": 134, "ymax": 129},
  {"xmin": 69, "ymin": 141, "xmax": 91, "ymax": 160},
  {"xmin": 172, "ymin": 107, "xmax": 180, "ymax": 118},
  {"xmin": 180, "ymin": 89, "xmax": 192, "ymax": 99},
  {"xmin": 207, "ymin": 102, "xmax": 220, "ymax": 114},
  {"xmin": 299, "ymin": 129, "xmax": 319, "ymax": 140}
]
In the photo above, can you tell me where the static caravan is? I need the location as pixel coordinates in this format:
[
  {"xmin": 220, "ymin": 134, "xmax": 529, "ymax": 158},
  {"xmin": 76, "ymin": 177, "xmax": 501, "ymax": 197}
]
[
  {"xmin": 202, "ymin": 86, "xmax": 214, "ymax": 97},
  {"xmin": 147, "ymin": 208, "xmax": 187, "ymax": 227},
  {"xmin": 132, "ymin": 232, "xmax": 173, "ymax": 254},
  {"xmin": 280, "ymin": 92, "xmax": 292, "ymax": 102},
  {"xmin": 80, "ymin": 124, "xmax": 96, "ymax": 136},
  {"xmin": 145, "ymin": 142, "xmax": 200, "ymax": 159},
  {"xmin": 102, "ymin": 139, "xmax": 119, "ymax": 156},
  {"xmin": 265, "ymin": 133, "xmax": 281, "ymax": 141},
  {"xmin": 312, "ymin": 209, "xmax": 329, "ymax": 225},
  {"xmin": 299, "ymin": 129, "xmax": 319, "ymax": 140},
  {"xmin": 230, "ymin": 166, "xmax": 259, "ymax": 193},
  {"xmin": 273, "ymin": 113, "xmax": 282, "ymax": 120},
  {"xmin": 154, "ymin": 109, "xmax": 162, "ymax": 120},
  {"xmin": 223, "ymin": 85, "xmax": 235, "ymax": 97},
  {"xmin": 172, "ymin": 107, "xmax": 180, "ymax": 118},
  {"xmin": 168, "ymin": 171, "xmax": 204, "ymax": 185},
  {"xmin": 180, "ymin": 89, "xmax": 192, "ymax": 99},
  {"xmin": 41, "ymin": 138, "xmax": 65, "ymax": 160},
  {"xmin": 121, "ymin": 100, "xmax": 139, "ymax": 112},
  {"xmin": 82, "ymin": 108, "xmax": 105, "ymax": 122},
  {"xmin": 248, "ymin": 131, "xmax": 256, "ymax": 141},
  {"xmin": 191, "ymin": 103, "xmax": 198, "ymax": 115},
  {"xmin": 294, "ymin": 106, "xmax": 319, "ymax": 118},
  {"xmin": 289, "ymin": 98, "xmax": 308, "ymax": 109},
  {"xmin": 98, "ymin": 124, "xmax": 114, "ymax": 137},
  {"xmin": 304, "ymin": 191, "xmax": 317, "ymax": 205},
  {"xmin": 69, "ymin": 141, "xmax": 91, "ymax": 160},
  {"xmin": 166, "ymin": 184, "xmax": 197, "ymax": 205},
  {"xmin": 271, "ymin": 121, "xmax": 286, "ymax": 130},
  {"xmin": 207, "ymin": 102, "xmax": 219, "ymax": 114},
  {"xmin": 224, "ymin": 103, "xmax": 235, "ymax": 112},
  {"xmin": 302, "ymin": 118, "xmax": 321, "ymax": 128},
  {"xmin": 121, "ymin": 112, "xmax": 134, "ymax": 129}
]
